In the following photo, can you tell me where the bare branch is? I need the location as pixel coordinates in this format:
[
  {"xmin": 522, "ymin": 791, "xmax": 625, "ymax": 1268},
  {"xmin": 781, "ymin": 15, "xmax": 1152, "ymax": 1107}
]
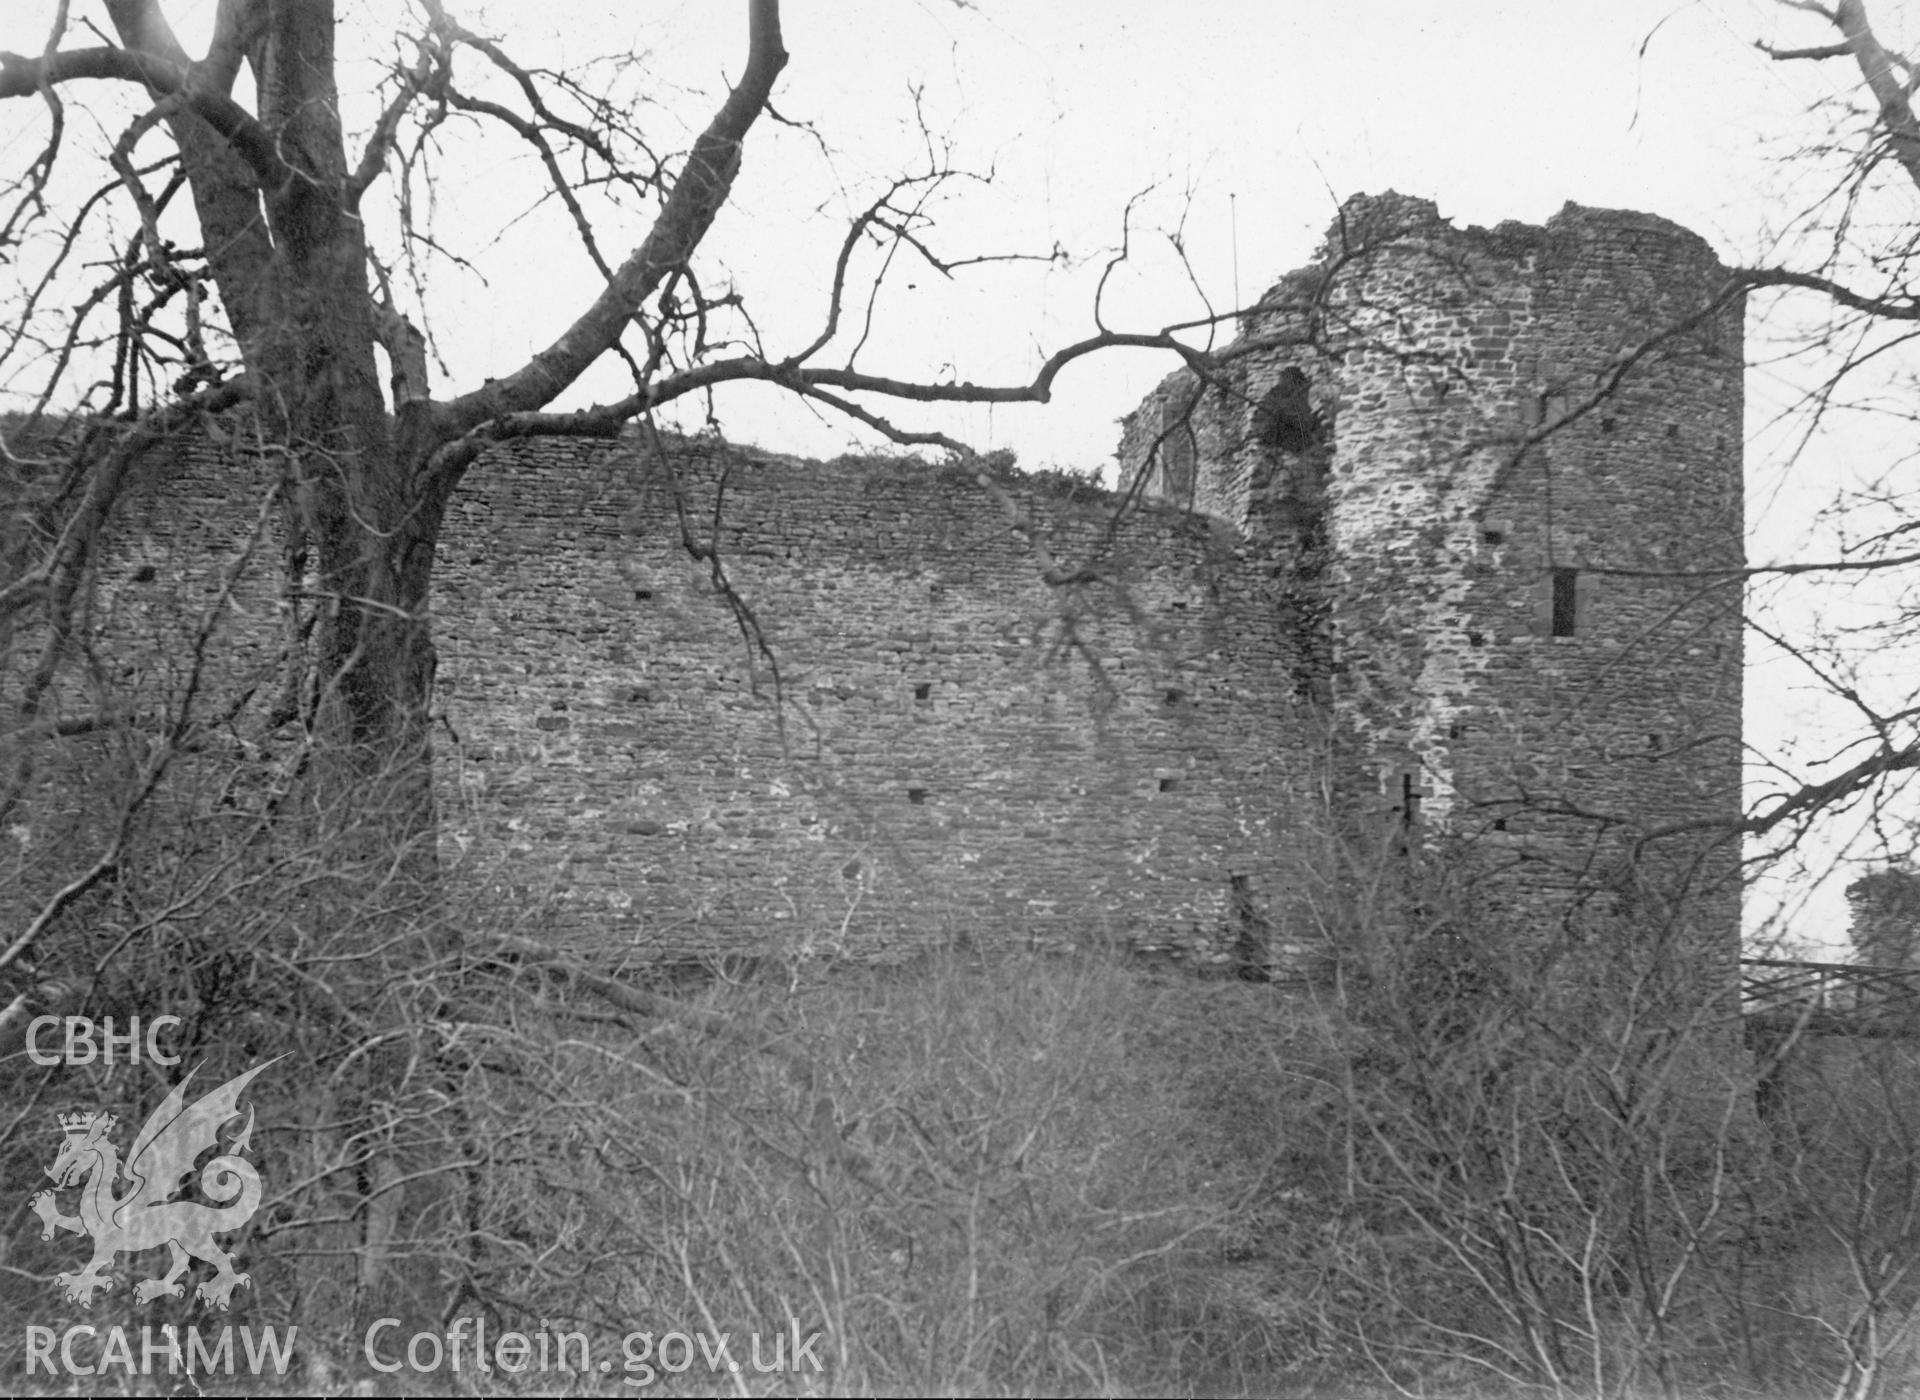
[
  {"xmin": 787, "ymin": 383, "xmax": 973, "ymax": 456},
  {"xmin": 438, "ymin": 86, "xmax": 619, "ymax": 280},
  {"xmin": 1590, "ymin": 549, "xmax": 1920, "ymax": 579},
  {"xmin": 370, "ymin": 277, "xmax": 430, "ymax": 406},
  {"xmin": 434, "ymin": 0, "xmax": 788, "ymax": 438},
  {"xmin": 0, "ymin": 45, "xmax": 290, "ymax": 194},
  {"xmin": 1739, "ymin": 263, "xmax": 1920, "ymax": 318},
  {"xmin": 1742, "ymin": 743, "xmax": 1920, "ymax": 838},
  {"xmin": 785, "ymin": 174, "xmax": 945, "ymax": 367},
  {"xmin": 427, "ymin": 322, "xmax": 1222, "ymax": 488},
  {"xmin": 0, "ymin": 2, "xmax": 70, "ymax": 252},
  {"xmin": 0, "ymin": 378, "xmax": 251, "ymax": 628},
  {"xmin": 1767, "ymin": 0, "xmax": 1920, "ymax": 192},
  {"xmin": 348, "ymin": 36, "xmax": 441, "ymax": 206},
  {"xmin": 99, "ymin": 0, "xmax": 276, "ymax": 352},
  {"xmin": 0, "ymin": 450, "xmax": 276, "ymax": 972},
  {"xmin": 1758, "ymin": 40, "xmax": 1852, "ymax": 60}
]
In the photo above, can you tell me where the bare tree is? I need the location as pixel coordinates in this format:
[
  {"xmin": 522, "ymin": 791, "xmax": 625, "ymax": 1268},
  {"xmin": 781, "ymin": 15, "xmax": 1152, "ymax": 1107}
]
[
  {"xmin": 0, "ymin": 0, "xmax": 1208, "ymax": 860},
  {"xmin": 0, "ymin": 1, "xmax": 1241, "ymax": 1361}
]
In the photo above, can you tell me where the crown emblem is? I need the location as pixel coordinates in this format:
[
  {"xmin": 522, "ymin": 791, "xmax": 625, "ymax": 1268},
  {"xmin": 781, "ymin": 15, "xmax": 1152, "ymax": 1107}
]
[{"xmin": 57, "ymin": 1111, "xmax": 103, "ymax": 1138}]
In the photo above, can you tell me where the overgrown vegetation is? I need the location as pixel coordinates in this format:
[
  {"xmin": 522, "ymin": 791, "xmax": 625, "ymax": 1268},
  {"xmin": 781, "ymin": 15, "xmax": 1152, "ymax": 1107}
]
[
  {"xmin": 823, "ymin": 445, "xmax": 1115, "ymax": 503},
  {"xmin": 6, "ymin": 723, "xmax": 1920, "ymax": 1397}
]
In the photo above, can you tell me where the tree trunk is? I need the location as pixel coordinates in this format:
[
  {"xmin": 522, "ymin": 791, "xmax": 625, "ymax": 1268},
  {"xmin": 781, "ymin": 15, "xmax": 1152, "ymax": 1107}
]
[
  {"xmin": 240, "ymin": 1, "xmax": 443, "ymax": 844},
  {"xmin": 295, "ymin": 427, "xmax": 444, "ymax": 847},
  {"xmin": 5, "ymin": 0, "xmax": 790, "ymax": 1363},
  {"xmin": 227, "ymin": 2, "xmax": 453, "ymax": 1354}
]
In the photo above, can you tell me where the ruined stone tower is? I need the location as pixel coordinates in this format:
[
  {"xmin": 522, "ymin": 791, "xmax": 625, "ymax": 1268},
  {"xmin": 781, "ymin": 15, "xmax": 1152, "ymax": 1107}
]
[
  {"xmin": 1848, "ymin": 868, "xmax": 1920, "ymax": 969},
  {"xmin": 1120, "ymin": 193, "xmax": 1745, "ymax": 950}
]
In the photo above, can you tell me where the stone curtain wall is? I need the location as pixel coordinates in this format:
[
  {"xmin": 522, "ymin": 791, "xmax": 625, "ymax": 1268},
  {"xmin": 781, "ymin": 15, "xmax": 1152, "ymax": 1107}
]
[
  {"xmin": 36, "ymin": 433, "xmax": 1319, "ymax": 966},
  {"xmin": 1120, "ymin": 195, "xmax": 1746, "ymax": 961},
  {"xmin": 434, "ymin": 442, "xmax": 1316, "ymax": 962},
  {"xmin": 0, "ymin": 426, "xmax": 299, "ymax": 939}
]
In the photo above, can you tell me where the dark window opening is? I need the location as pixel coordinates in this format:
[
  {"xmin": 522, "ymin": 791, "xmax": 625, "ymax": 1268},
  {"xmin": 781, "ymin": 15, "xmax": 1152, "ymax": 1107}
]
[
  {"xmin": 1386, "ymin": 768, "xmax": 1428, "ymax": 859},
  {"xmin": 633, "ymin": 588, "xmax": 653, "ymax": 601},
  {"xmin": 1156, "ymin": 397, "xmax": 1199, "ymax": 502},
  {"xmin": 1230, "ymin": 874, "xmax": 1273, "ymax": 983},
  {"xmin": 1158, "ymin": 776, "xmax": 1179, "ymax": 793},
  {"xmin": 913, "ymin": 683, "xmax": 932, "ymax": 702},
  {"xmin": 1468, "ymin": 630, "xmax": 1486, "ymax": 648},
  {"xmin": 907, "ymin": 787, "xmax": 928, "ymax": 806},
  {"xmin": 1601, "ymin": 417, "xmax": 1617, "ymax": 434},
  {"xmin": 1550, "ymin": 568, "xmax": 1579, "ymax": 637},
  {"xmin": 1254, "ymin": 367, "xmax": 1323, "ymax": 455},
  {"xmin": 1493, "ymin": 818, "xmax": 1509, "ymax": 832},
  {"xmin": 1399, "ymin": 772, "xmax": 1423, "ymax": 829},
  {"xmin": 1666, "ymin": 423, "xmax": 1680, "ymax": 439},
  {"xmin": 1164, "ymin": 688, "xmax": 1183, "ymax": 706}
]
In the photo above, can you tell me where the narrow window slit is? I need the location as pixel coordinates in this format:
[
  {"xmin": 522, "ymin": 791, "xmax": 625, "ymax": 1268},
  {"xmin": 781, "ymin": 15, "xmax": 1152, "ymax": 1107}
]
[{"xmin": 1551, "ymin": 568, "xmax": 1579, "ymax": 637}]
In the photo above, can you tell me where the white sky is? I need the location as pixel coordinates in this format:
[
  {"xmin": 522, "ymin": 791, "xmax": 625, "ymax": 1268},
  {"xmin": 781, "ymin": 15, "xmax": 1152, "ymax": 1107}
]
[
  {"xmin": 6, "ymin": 0, "xmax": 1918, "ymax": 952},
  {"xmin": 439, "ymin": 0, "xmax": 1832, "ymax": 471}
]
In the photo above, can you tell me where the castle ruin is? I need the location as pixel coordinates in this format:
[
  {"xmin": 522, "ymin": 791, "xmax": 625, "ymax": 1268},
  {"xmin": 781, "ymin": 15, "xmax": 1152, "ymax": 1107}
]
[{"xmin": 11, "ymin": 193, "xmax": 1747, "ymax": 974}]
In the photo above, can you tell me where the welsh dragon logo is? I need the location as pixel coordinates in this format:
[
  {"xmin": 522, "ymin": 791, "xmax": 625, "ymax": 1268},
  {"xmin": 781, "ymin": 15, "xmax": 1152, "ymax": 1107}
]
[{"xmin": 29, "ymin": 1057, "xmax": 282, "ymax": 1310}]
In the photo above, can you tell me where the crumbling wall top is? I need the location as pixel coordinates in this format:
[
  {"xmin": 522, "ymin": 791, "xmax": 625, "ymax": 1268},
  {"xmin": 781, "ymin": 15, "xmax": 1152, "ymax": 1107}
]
[
  {"xmin": 1298, "ymin": 192, "xmax": 1724, "ymax": 284},
  {"xmin": 1541, "ymin": 200, "xmax": 1720, "ymax": 255}
]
